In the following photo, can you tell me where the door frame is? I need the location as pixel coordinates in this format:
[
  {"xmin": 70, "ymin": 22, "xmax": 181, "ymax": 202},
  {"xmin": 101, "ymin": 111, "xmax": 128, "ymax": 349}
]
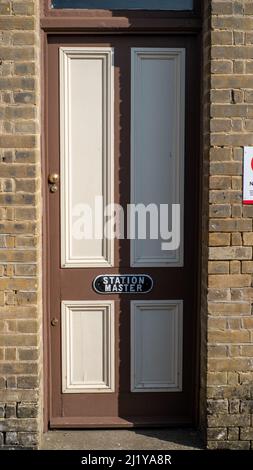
[{"xmin": 41, "ymin": 4, "xmax": 203, "ymax": 432}]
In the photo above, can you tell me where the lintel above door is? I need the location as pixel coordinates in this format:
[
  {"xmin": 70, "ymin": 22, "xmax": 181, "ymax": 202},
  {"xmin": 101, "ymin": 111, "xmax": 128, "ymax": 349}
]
[{"xmin": 41, "ymin": 0, "xmax": 202, "ymax": 32}]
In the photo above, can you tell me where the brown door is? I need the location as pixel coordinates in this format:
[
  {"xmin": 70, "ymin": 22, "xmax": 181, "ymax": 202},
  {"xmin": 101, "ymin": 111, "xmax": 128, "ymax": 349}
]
[{"xmin": 46, "ymin": 34, "xmax": 200, "ymax": 428}]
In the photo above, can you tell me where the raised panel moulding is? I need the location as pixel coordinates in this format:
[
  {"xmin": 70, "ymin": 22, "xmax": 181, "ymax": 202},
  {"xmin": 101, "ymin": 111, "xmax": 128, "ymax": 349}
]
[
  {"xmin": 60, "ymin": 47, "xmax": 114, "ymax": 268},
  {"xmin": 131, "ymin": 48, "xmax": 185, "ymax": 267},
  {"xmin": 131, "ymin": 300, "xmax": 183, "ymax": 392},
  {"xmin": 61, "ymin": 300, "xmax": 115, "ymax": 393}
]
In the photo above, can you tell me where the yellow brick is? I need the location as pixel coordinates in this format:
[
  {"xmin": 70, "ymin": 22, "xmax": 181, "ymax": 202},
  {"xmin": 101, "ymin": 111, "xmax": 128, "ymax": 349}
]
[
  {"xmin": 240, "ymin": 345, "xmax": 253, "ymax": 356},
  {"xmin": 230, "ymin": 260, "xmax": 241, "ymax": 274},
  {"xmin": 242, "ymin": 317, "xmax": 253, "ymax": 329},
  {"xmin": 209, "ymin": 261, "xmax": 229, "ymax": 274},
  {"xmin": 209, "ymin": 233, "xmax": 230, "ymax": 246},
  {"xmin": 231, "ymin": 233, "xmax": 242, "ymax": 246},
  {"xmin": 208, "ymin": 317, "xmax": 226, "ymax": 330},
  {"xmin": 207, "ymin": 372, "xmax": 227, "ymax": 385},
  {"xmin": 209, "ymin": 275, "xmax": 251, "ymax": 288},
  {"xmin": 209, "ymin": 247, "xmax": 252, "ymax": 260},
  {"xmin": 243, "ymin": 232, "xmax": 253, "ymax": 245},
  {"xmin": 208, "ymin": 302, "xmax": 251, "ymax": 316},
  {"xmin": 208, "ymin": 358, "xmax": 252, "ymax": 371},
  {"xmin": 208, "ymin": 330, "xmax": 251, "ymax": 344}
]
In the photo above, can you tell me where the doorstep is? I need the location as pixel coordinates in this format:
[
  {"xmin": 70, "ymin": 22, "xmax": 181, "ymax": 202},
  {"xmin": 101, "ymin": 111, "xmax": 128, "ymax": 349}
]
[{"xmin": 41, "ymin": 429, "xmax": 203, "ymax": 450}]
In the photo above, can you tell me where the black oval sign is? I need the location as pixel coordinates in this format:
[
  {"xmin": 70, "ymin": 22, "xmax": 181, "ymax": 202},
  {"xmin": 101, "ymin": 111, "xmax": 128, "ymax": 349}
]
[{"xmin": 93, "ymin": 274, "xmax": 153, "ymax": 294}]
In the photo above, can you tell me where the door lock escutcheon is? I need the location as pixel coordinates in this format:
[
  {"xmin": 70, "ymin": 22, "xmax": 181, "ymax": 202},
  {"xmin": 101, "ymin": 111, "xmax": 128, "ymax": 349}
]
[
  {"xmin": 50, "ymin": 184, "xmax": 58, "ymax": 193},
  {"xmin": 51, "ymin": 318, "xmax": 59, "ymax": 327}
]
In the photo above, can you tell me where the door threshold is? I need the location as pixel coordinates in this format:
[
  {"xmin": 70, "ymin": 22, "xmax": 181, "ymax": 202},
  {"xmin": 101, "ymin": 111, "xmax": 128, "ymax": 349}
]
[{"xmin": 50, "ymin": 416, "xmax": 193, "ymax": 429}]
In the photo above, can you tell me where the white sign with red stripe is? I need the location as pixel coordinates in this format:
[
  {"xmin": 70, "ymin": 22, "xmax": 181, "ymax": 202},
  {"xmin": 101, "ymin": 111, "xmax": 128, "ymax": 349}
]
[{"xmin": 243, "ymin": 146, "xmax": 253, "ymax": 205}]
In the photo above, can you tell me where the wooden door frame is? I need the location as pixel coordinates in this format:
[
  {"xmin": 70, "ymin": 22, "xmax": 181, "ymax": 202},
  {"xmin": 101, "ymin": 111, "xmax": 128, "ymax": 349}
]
[{"xmin": 41, "ymin": 5, "xmax": 203, "ymax": 432}]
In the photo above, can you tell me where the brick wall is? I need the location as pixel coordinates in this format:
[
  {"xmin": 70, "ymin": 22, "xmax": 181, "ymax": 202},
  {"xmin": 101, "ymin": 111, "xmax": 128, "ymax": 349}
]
[
  {"xmin": 0, "ymin": 0, "xmax": 41, "ymax": 448},
  {"xmin": 206, "ymin": 0, "xmax": 253, "ymax": 450}
]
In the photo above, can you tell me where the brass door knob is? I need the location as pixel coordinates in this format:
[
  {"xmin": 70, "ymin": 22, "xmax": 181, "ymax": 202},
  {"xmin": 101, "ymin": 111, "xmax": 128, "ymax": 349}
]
[
  {"xmin": 48, "ymin": 173, "xmax": 59, "ymax": 184},
  {"xmin": 51, "ymin": 318, "xmax": 59, "ymax": 326}
]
